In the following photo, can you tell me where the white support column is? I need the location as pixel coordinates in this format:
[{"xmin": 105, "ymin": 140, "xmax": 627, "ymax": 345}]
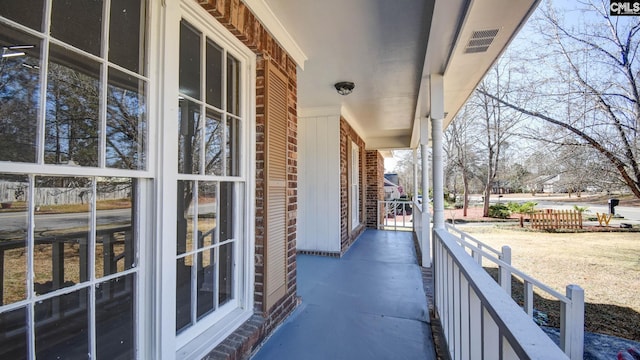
[
  {"xmin": 420, "ymin": 117, "xmax": 431, "ymax": 267},
  {"xmin": 431, "ymin": 74, "xmax": 445, "ymax": 229},
  {"xmin": 413, "ymin": 148, "xmax": 418, "ymax": 205}
]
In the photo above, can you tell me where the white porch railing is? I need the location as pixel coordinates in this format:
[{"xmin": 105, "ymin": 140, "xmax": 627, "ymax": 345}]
[
  {"xmin": 377, "ymin": 200, "xmax": 413, "ymax": 230},
  {"xmin": 434, "ymin": 226, "xmax": 584, "ymax": 360}
]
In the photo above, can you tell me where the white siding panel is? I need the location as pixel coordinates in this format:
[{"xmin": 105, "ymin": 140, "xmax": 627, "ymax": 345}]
[{"xmin": 297, "ymin": 115, "xmax": 340, "ymax": 253}]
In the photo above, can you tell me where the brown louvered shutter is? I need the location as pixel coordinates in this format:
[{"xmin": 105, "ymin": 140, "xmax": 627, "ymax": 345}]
[{"xmin": 264, "ymin": 60, "xmax": 288, "ymax": 312}]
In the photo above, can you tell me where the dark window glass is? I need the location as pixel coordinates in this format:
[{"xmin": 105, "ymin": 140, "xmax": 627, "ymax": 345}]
[
  {"xmin": 0, "ymin": 174, "xmax": 29, "ymax": 305},
  {"xmin": 176, "ymin": 180, "xmax": 195, "ymax": 256},
  {"xmin": 219, "ymin": 242, "xmax": 233, "ymax": 306},
  {"xmin": 206, "ymin": 39, "xmax": 223, "ymax": 108},
  {"xmin": 35, "ymin": 288, "xmax": 89, "ymax": 359},
  {"xmin": 179, "ymin": 20, "xmax": 201, "ymax": 100},
  {"xmin": 178, "ymin": 99, "xmax": 201, "ymax": 174},
  {"xmin": 0, "ymin": 0, "xmax": 45, "ymax": 31},
  {"xmin": 197, "ymin": 182, "xmax": 216, "ymax": 249},
  {"xmin": 34, "ymin": 176, "xmax": 91, "ymax": 295},
  {"xmin": 109, "ymin": 0, "xmax": 145, "ymax": 74},
  {"xmin": 50, "ymin": 0, "xmax": 103, "ymax": 56},
  {"xmin": 45, "ymin": 45, "xmax": 100, "ymax": 167},
  {"xmin": 176, "ymin": 255, "xmax": 194, "ymax": 333},
  {"xmin": 205, "ymin": 109, "xmax": 223, "ymax": 175},
  {"xmin": 96, "ymin": 274, "xmax": 135, "ymax": 359},
  {"xmin": 107, "ymin": 67, "xmax": 147, "ymax": 170},
  {"xmin": 196, "ymin": 181, "xmax": 216, "ymax": 318},
  {"xmin": 96, "ymin": 177, "xmax": 136, "ymax": 277},
  {"xmin": 226, "ymin": 116, "xmax": 240, "ymax": 176},
  {"xmin": 227, "ymin": 54, "xmax": 240, "ymax": 115},
  {"xmin": 0, "ymin": 24, "xmax": 41, "ymax": 163},
  {"xmin": 196, "ymin": 247, "xmax": 215, "ymax": 319},
  {"xmin": 219, "ymin": 182, "xmax": 234, "ymax": 242},
  {"xmin": 0, "ymin": 306, "xmax": 27, "ymax": 359}
]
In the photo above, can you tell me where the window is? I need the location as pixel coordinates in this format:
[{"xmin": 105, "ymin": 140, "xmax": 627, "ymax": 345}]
[
  {"xmin": 351, "ymin": 142, "xmax": 360, "ymax": 229},
  {"xmin": 173, "ymin": 12, "xmax": 252, "ymax": 347},
  {"xmin": 0, "ymin": 1, "xmax": 147, "ymax": 359}
]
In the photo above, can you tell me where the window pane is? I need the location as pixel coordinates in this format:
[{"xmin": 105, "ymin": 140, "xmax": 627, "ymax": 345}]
[
  {"xmin": 34, "ymin": 176, "xmax": 91, "ymax": 295},
  {"xmin": 205, "ymin": 109, "xmax": 223, "ymax": 176},
  {"xmin": 50, "ymin": 0, "xmax": 103, "ymax": 56},
  {"xmin": 177, "ymin": 180, "xmax": 194, "ymax": 255},
  {"xmin": 107, "ymin": 67, "xmax": 147, "ymax": 170},
  {"xmin": 35, "ymin": 288, "xmax": 89, "ymax": 359},
  {"xmin": 227, "ymin": 54, "xmax": 240, "ymax": 115},
  {"xmin": 197, "ymin": 247, "xmax": 214, "ymax": 319},
  {"xmin": 96, "ymin": 274, "xmax": 135, "ymax": 359},
  {"xmin": 179, "ymin": 20, "xmax": 201, "ymax": 100},
  {"xmin": 219, "ymin": 242, "xmax": 233, "ymax": 306},
  {"xmin": 96, "ymin": 177, "xmax": 135, "ymax": 278},
  {"xmin": 0, "ymin": 306, "xmax": 27, "ymax": 359},
  {"xmin": 45, "ymin": 45, "xmax": 100, "ymax": 167},
  {"xmin": 0, "ymin": 24, "xmax": 41, "ymax": 163},
  {"xmin": 176, "ymin": 255, "xmax": 194, "ymax": 333},
  {"xmin": 226, "ymin": 116, "xmax": 240, "ymax": 176},
  {"xmin": 0, "ymin": 0, "xmax": 45, "ymax": 31},
  {"xmin": 219, "ymin": 182, "xmax": 234, "ymax": 242},
  {"xmin": 178, "ymin": 99, "xmax": 201, "ymax": 174},
  {"xmin": 206, "ymin": 39, "xmax": 223, "ymax": 108},
  {"xmin": 109, "ymin": 0, "xmax": 145, "ymax": 74},
  {"xmin": 0, "ymin": 174, "xmax": 29, "ymax": 305},
  {"xmin": 197, "ymin": 182, "xmax": 216, "ymax": 249}
]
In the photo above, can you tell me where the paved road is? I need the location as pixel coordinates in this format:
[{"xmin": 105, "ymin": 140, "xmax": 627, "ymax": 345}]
[{"xmin": 0, "ymin": 209, "xmax": 133, "ymax": 234}]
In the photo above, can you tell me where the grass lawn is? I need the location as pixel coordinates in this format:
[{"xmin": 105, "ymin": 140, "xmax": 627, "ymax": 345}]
[{"xmin": 455, "ymin": 225, "xmax": 640, "ymax": 342}]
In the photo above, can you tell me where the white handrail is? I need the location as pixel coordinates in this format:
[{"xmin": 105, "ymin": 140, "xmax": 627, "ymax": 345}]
[
  {"xmin": 377, "ymin": 200, "xmax": 414, "ymax": 230},
  {"xmin": 441, "ymin": 225, "xmax": 584, "ymax": 359},
  {"xmin": 434, "ymin": 228, "xmax": 571, "ymax": 359}
]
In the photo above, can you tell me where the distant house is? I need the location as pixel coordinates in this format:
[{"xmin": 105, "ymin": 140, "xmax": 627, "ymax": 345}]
[
  {"xmin": 384, "ymin": 177, "xmax": 401, "ymax": 200},
  {"xmin": 526, "ymin": 174, "xmax": 561, "ymax": 193}
]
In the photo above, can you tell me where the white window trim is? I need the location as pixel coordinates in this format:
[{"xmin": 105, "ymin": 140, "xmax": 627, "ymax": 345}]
[
  {"xmin": 156, "ymin": 1, "xmax": 256, "ymax": 359},
  {"xmin": 351, "ymin": 141, "xmax": 360, "ymax": 230}
]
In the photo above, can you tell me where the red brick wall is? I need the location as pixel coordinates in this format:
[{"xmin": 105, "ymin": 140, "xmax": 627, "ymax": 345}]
[
  {"xmin": 365, "ymin": 150, "xmax": 384, "ymax": 228},
  {"xmin": 197, "ymin": 0, "xmax": 298, "ymax": 358},
  {"xmin": 339, "ymin": 117, "xmax": 366, "ymax": 254}
]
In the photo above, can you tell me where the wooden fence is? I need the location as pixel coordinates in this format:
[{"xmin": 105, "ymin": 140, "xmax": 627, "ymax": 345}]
[{"xmin": 530, "ymin": 209, "xmax": 583, "ymax": 230}]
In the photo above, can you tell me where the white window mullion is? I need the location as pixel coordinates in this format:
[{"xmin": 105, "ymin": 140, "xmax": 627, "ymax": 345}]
[
  {"xmin": 190, "ymin": 183, "xmax": 199, "ymax": 325},
  {"xmin": 200, "ymin": 33, "xmax": 207, "ymax": 175},
  {"xmin": 36, "ymin": 0, "xmax": 53, "ymax": 166},
  {"xmin": 222, "ymin": 50, "xmax": 228, "ymax": 177},
  {"xmin": 213, "ymin": 182, "xmax": 221, "ymax": 310},
  {"xmin": 26, "ymin": 175, "xmax": 36, "ymax": 360},
  {"xmin": 98, "ymin": 0, "xmax": 112, "ymax": 169},
  {"xmin": 89, "ymin": 179, "xmax": 98, "ymax": 359}
]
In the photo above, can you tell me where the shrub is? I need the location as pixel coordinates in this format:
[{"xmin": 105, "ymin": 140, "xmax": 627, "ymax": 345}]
[{"xmin": 488, "ymin": 203, "xmax": 511, "ymax": 219}]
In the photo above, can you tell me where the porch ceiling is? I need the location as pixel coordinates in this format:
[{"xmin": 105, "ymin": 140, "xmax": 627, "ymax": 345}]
[{"xmin": 251, "ymin": 0, "xmax": 540, "ymax": 150}]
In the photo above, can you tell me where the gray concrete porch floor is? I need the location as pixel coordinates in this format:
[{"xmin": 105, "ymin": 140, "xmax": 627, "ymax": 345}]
[{"xmin": 252, "ymin": 229, "xmax": 437, "ymax": 360}]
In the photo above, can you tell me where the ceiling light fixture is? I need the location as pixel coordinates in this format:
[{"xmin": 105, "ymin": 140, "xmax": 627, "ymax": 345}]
[{"xmin": 334, "ymin": 81, "xmax": 355, "ymax": 96}]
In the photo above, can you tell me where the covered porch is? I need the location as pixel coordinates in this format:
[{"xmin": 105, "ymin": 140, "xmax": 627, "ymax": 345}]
[{"xmin": 252, "ymin": 229, "xmax": 438, "ymax": 359}]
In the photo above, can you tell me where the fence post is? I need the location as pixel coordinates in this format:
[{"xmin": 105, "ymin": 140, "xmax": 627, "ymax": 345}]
[
  {"xmin": 561, "ymin": 285, "xmax": 584, "ymax": 360},
  {"xmin": 499, "ymin": 246, "xmax": 512, "ymax": 295}
]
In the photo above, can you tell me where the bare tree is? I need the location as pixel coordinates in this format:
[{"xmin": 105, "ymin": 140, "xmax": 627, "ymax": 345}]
[
  {"xmin": 471, "ymin": 62, "xmax": 525, "ymax": 217},
  {"xmin": 444, "ymin": 104, "xmax": 479, "ymax": 216},
  {"xmin": 478, "ymin": 0, "xmax": 640, "ymax": 198}
]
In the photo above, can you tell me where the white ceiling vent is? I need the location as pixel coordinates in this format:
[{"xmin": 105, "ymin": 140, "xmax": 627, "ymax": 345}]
[{"xmin": 464, "ymin": 29, "xmax": 500, "ymax": 54}]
